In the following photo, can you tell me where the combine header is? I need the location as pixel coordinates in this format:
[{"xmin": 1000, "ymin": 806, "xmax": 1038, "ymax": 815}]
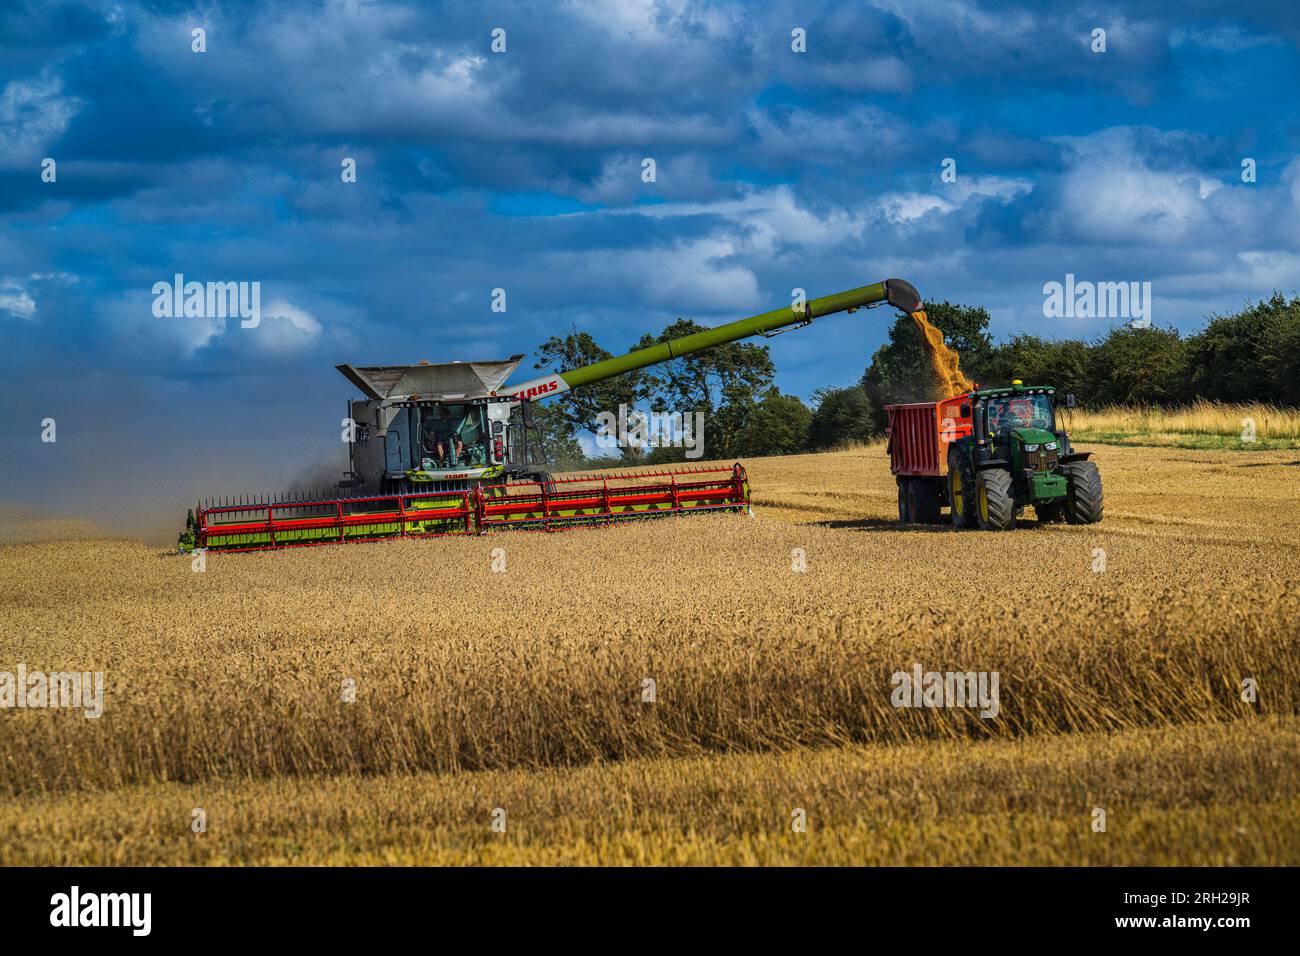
[
  {"xmin": 192, "ymin": 464, "xmax": 750, "ymax": 551},
  {"xmin": 183, "ymin": 278, "xmax": 922, "ymax": 552}
]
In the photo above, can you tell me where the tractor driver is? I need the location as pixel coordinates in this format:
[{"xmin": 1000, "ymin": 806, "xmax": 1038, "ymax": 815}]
[
  {"xmin": 1008, "ymin": 398, "xmax": 1036, "ymax": 428},
  {"xmin": 987, "ymin": 401, "xmax": 1008, "ymax": 434}
]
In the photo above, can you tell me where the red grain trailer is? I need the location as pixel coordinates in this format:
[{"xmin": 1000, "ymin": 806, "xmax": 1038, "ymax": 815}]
[{"xmin": 885, "ymin": 394, "xmax": 973, "ymax": 522}]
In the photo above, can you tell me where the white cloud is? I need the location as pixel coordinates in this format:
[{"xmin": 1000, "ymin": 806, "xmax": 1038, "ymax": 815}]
[
  {"xmin": 0, "ymin": 280, "xmax": 37, "ymax": 321},
  {"xmin": 1057, "ymin": 166, "xmax": 1208, "ymax": 242},
  {"xmin": 872, "ymin": 0, "xmax": 1040, "ymax": 60},
  {"xmin": 575, "ymin": 152, "xmax": 718, "ymax": 204},
  {"xmin": 102, "ymin": 291, "xmax": 224, "ymax": 358},
  {"xmin": 581, "ymin": 236, "xmax": 761, "ymax": 312},
  {"xmin": 614, "ymin": 185, "xmax": 871, "ymax": 257},
  {"xmin": 879, "ymin": 193, "xmax": 953, "ymax": 223},
  {"xmin": 253, "ymin": 299, "xmax": 323, "ymax": 352},
  {"xmin": 1234, "ymin": 251, "xmax": 1300, "ymax": 290},
  {"xmin": 1039, "ymin": 128, "xmax": 1227, "ymax": 244},
  {"xmin": 0, "ymin": 68, "xmax": 81, "ymax": 169},
  {"xmin": 1284, "ymin": 157, "xmax": 1300, "ymax": 211},
  {"xmin": 877, "ymin": 175, "xmax": 1032, "ymax": 223}
]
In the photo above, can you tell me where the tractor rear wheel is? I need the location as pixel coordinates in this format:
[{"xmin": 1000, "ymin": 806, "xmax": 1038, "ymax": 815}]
[
  {"xmin": 907, "ymin": 477, "xmax": 943, "ymax": 524},
  {"xmin": 947, "ymin": 449, "xmax": 977, "ymax": 529},
  {"xmin": 975, "ymin": 469, "xmax": 1016, "ymax": 531},
  {"xmin": 1063, "ymin": 460, "xmax": 1104, "ymax": 524}
]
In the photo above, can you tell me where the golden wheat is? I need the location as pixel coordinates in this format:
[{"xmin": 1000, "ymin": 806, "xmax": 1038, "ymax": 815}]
[
  {"xmin": 1, "ymin": 443, "xmax": 1297, "ymax": 863},
  {"xmin": 2, "ymin": 719, "xmax": 1295, "ymax": 865},
  {"xmin": 1065, "ymin": 400, "xmax": 1300, "ymax": 445}
]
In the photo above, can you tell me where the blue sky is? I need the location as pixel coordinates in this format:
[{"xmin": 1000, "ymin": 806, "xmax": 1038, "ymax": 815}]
[{"xmin": 3, "ymin": 0, "xmax": 1300, "ymax": 524}]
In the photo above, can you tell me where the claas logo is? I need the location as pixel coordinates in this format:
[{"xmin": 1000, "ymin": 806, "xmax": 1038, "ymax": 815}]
[{"xmin": 515, "ymin": 380, "xmax": 559, "ymax": 400}]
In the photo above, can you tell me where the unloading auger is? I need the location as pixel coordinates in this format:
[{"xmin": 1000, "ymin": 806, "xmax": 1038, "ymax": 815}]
[{"xmin": 183, "ymin": 279, "xmax": 921, "ymax": 551}]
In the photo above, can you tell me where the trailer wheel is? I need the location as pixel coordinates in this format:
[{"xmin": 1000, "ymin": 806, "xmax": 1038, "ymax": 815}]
[
  {"xmin": 947, "ymin": 449, "xmax": 977, "ymax": 529},
  {"xmin": 907, "ymin": 478, "xmax": 943, "ymax": 524},
  {"xmin": 975, "ymin": 469, "xmax": 1016, "ymax": 531},
  {"xmin": 1063, "ymin": 460, "xmax": 1104, "ymax": 524},
  {"xmin": 897, "ymin": 479, "xmax": 912, "ymax": 522}
]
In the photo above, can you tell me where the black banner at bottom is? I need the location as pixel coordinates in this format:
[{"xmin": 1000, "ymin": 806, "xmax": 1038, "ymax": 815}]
[{"xmin": 0, "ymin": 866, "xmax": 1275, "ymax": 942}]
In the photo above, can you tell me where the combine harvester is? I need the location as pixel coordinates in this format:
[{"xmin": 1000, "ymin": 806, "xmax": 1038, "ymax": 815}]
[{"xmin": 186, "ymin": 279, "xmax": 923, "ymax": 552}]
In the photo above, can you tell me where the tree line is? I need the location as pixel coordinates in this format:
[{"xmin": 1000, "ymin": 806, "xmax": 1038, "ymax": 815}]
[{"xmin": 531, "ymin": 292, "xmax": 1300, "ymax": 465}]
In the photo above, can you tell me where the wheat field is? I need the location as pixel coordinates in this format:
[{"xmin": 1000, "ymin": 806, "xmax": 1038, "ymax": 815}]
[
  {"xmin": 1, "ymin": 442, "xmax": 1298, "ymax": 864},
  {"xmin": 1065, "ymin": 400, "xmax": 1300, "ymax": 448}
]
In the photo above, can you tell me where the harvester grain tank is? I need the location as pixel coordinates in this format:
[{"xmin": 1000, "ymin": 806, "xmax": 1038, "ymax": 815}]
[
  {"xmin": 886, "ymin": 381, "xmax": 1103, "ymax": 530},
  {"xmin": 187, "ymin": 279, "xmax": 922, "ymax": 551}
]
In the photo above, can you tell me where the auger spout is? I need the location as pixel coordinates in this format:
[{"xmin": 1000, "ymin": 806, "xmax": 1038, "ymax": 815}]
[{"xmin": 506, "ymin": 279, "xmax": 921, "ymax": 400}]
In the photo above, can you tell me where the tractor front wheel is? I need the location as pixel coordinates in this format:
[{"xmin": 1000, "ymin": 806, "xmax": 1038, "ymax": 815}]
[
  {"xmin": 975, "ymin": 469, "xmax": 1016, "ymax": 531},
  {"xmin": 1063, "ymin": 460, "xmax": 1104, "ymax": 524}
]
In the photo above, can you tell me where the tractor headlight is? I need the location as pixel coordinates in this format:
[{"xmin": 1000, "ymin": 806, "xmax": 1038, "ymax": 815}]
[
  {"xmin": 1045, "ymin": 441, "xmax": 1058, "ymax": 451},
  {"xmin": 1023, "ymin": 443, "xmax": 1039, "ymax": 452}
]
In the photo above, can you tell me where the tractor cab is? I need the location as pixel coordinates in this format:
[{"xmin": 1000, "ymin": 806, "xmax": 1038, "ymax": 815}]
[
  {"xmin": 983, "ymin": 391, "xmax": 1055, "ymax": 436},
  {"xmin": 968, "ymin": 382, "xmax": 1071, "ymax": 505},
  {"xmin": 973, "ymin": 382, "xmax": 1058, "ymax": 442}
]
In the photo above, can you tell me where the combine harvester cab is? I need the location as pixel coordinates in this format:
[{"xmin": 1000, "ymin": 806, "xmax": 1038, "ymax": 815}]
[
  {"xmin": 184, "ymin": 278, "xmax": 922, "ymax": 553},
  {"xmin": 886, "ymin": 382, "xmax": 1103, "ymax": 530}
]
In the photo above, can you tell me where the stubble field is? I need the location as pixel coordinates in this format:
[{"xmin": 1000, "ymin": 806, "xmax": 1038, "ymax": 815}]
[{"xmin": 1, "ymin": 442, "xmax": 1298, "ymax": 864}]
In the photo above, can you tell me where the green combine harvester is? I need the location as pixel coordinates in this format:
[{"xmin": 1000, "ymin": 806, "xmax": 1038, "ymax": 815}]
[{"xmin": 184, "ymin": 278, "xmax": 924, "ymax": 551}]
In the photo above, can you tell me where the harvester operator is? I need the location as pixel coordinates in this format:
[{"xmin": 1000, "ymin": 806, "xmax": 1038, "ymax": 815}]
[{"xmin": 421, "ymin": 406, "xmax": 465, "ymax": 467}]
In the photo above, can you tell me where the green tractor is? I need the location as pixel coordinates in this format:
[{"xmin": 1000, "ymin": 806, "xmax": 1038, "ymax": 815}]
[{"xmin": 887, "ymin": 381, "xmax": 1103, "ymax": 530}]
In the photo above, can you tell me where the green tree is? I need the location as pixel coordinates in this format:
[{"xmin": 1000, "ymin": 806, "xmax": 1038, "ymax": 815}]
[
  {"xmin": 1084, "ymin": 326, "xmax": 1188, "ymax": 405},
  {"xmin": 806, "ymin": 386, "xmax": 879, "ymax": 449},
  {"xmin": 523, "ymin": 401, "xmax": 588, "ymax": 471},
  {"xmin": 735, "ymin": 389, "xmax": 812, "ymax": 457},
  {"xmin": 534, "ymin": 331, "xmax": 644, "ymax": 463},
  {"xmin": 633, "ymin": 318, "xmax": 776, "ymax": 459},
  {"xmin": 1183, "ymin": 293, "xmax": 1300, "ymax": 406},
  {"xmin": 983, "ymin": 335, "xmax": 1090, "ymax": 399},
  {"xmin": 861, "ymin": 300, "xmax": 994, "ymax": 427}
]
